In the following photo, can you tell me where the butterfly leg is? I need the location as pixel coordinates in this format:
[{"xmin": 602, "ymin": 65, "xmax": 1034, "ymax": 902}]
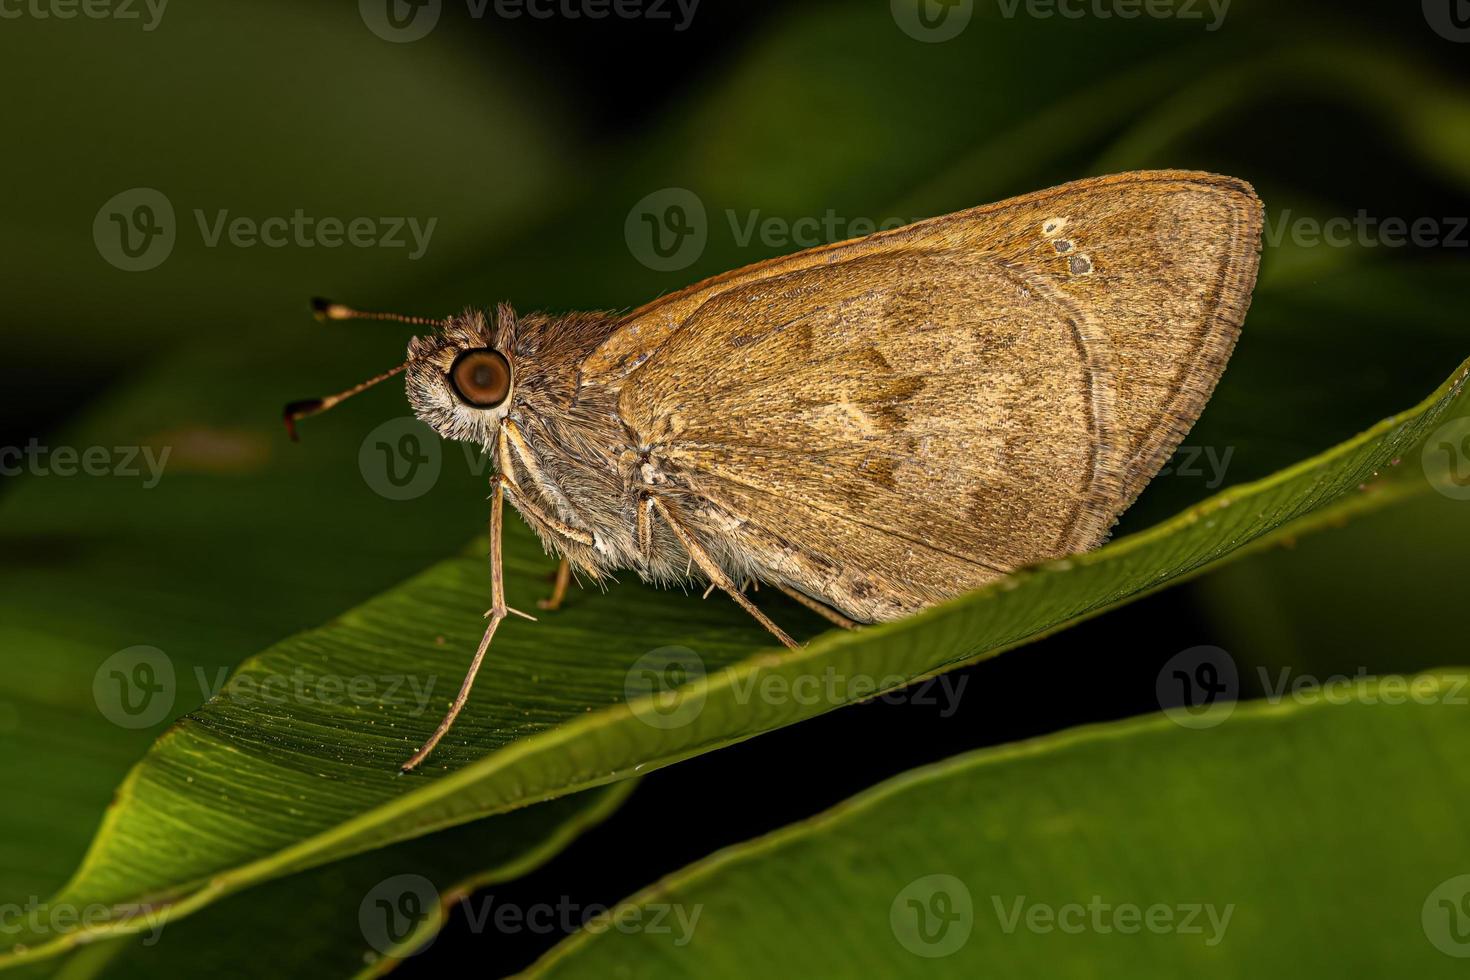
[
  {"xmin": 499, "ymin": 479, "xmax": 595, "ymax": 546},
  {"xmin": 401, "ymin": 479, "xmax": 510, "ymax": 773},
  {"xmin": 538, "ymin": 558, "xmax": 572, "ymax": 611},
  {"xmin": 648, "ymin": 495, "xmax": 800, "ymax": 651},
  {"xmin": 497, "ymin": 421, "xmax": 595, "ymax": 549},
  {"xmin": 775, "ymin": 583, "xmax": 861, "ymax": 631}
]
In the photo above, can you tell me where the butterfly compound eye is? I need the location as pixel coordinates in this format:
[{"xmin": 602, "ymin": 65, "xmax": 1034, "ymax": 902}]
[{"xmin": 448, "ymin": 349, "xmax": 512, "ymax": 408}]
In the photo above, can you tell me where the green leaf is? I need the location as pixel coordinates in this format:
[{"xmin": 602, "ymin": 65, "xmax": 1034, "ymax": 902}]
[
  {"xmin": 523, "ymin": 672, "xmax": 1470, "ymax": 978},
  {"xmin": 5, "ymin": 352, "xmax": 1466, "ymax": 967},
  {"xmin": 68, "ymin": 783, "xmax": 633, "ymax": 980}
]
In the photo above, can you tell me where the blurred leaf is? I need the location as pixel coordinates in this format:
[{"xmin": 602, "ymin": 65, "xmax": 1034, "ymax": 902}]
[
  {"xmin": 524, "ymin": 672, "xmax": 1470, "ymax": 978},
  {"xmin": 4, "ymin": 353, "xmax": 1466, "ymax": 967},
  {"xmin": 471, "ymin": 1, "xmax": 1271, "ymax": 311},
  {"xmin": 0, "ymin": 0, "xmax": 575, "ymax": 417},
  {"xmin": 1092, "ymin": 42, "xmax": 1470, "ymax": 190},
  {"xmin": 72, "ymin": 783, "xmax": 633, "ymax": 980},
  {"xmin": 1196, "ymin": 490, "xmax": 1470, "ymax": 678}
]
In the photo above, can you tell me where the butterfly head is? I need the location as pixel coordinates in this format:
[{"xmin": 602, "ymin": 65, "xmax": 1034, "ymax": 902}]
[
  {"xmin": 404, "ymin": 307, "xmax": 516, "ymax": 447},
  {"xmin": 283, "ymin": 299, "xmax": 516, "ymax": 448}
]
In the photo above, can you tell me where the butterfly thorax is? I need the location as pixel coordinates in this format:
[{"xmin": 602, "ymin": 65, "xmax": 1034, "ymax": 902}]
[{"xmin": 488, "ymin": 307, "xmax": 657, "ymax": 581}]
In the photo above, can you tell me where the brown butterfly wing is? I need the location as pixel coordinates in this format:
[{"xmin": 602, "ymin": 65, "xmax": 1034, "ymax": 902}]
[{"xmin": 583, "ymin": 171, "xmax": 1261, "ymax": 621}]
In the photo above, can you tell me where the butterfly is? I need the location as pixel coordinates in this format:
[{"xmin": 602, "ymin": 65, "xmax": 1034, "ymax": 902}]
[{"xmin": 285, "ymin": 170, "xmax": 1263, "ymax": 769}]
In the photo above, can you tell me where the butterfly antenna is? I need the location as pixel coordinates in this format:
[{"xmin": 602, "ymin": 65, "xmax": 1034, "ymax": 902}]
[
  {"xmin": 283, "ymin": 297, "xmax": 447, "ymax": 441},
  {"xmin": 310, "ymin": 296, "xmax": 448, "ymax": 329},
  {"xmin": 283, "ymin": 361, "xmax": 409, "ymax": 442}
]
